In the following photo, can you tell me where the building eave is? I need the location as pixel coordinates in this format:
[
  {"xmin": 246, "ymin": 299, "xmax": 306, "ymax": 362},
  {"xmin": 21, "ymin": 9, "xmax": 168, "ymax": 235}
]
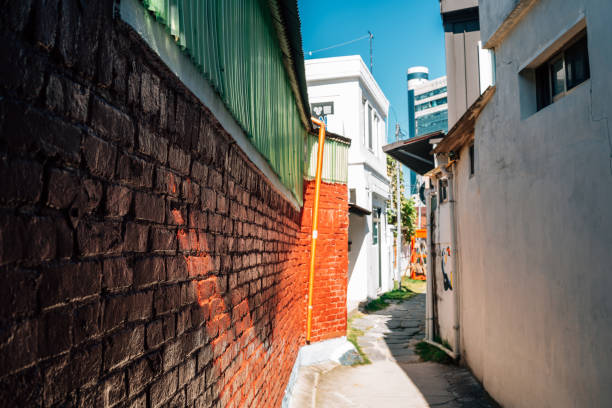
[
  {"xmin": 267, "ymin": 0, "xmax": 312, "ymax": 131},
  {"xmin": 483, "ymin": 0, "xmax": 539, "ymax": 49},
  {"xmin": 434, "ymin": 86, "xmax": 496, "ymax": 154}
]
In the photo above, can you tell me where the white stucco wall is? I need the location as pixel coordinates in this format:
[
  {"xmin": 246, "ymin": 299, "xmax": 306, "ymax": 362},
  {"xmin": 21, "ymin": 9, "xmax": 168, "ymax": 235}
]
[{"xmin": 455, "ymin": 1, "xmax": 612, "ymax": 406}]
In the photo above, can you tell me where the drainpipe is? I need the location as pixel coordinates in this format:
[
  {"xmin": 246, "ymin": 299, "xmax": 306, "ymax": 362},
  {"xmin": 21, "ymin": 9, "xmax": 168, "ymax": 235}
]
[
  {"xmin": 440, "ymin": 163, "xmax": 460, "ymax": 359},
  {"xmin": 306, "ymin": 117, "xmax": 326, "ymax": 344},
  {"xmin": 425, "ymin": 186, "xmax": 434, "ymax": 342}
]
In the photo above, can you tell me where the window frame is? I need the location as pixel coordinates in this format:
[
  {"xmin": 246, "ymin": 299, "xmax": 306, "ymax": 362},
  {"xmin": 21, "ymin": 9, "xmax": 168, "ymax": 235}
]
[{"xmin": 536, "ymin": 30, "xmax": 589, "ymax": 110}]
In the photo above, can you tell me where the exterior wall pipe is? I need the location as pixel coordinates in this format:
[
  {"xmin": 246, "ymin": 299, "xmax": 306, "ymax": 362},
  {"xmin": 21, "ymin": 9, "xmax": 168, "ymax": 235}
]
[
  {"xmin": 441, "ymin": 164, "xmax": 460, "ymax": 358},
  {"xmin": 425, "ymin": 187, "xmax": 434, "ymax": 341},
  {"xmin": 306, "ymin": 117, "xmax": 327, "ymax": 344}
]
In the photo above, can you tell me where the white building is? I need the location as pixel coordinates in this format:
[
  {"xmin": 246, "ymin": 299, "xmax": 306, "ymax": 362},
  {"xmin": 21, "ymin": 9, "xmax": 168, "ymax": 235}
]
[{"xmin": 305, "ymin": 55, "xmax": 392, "ymax": 311}]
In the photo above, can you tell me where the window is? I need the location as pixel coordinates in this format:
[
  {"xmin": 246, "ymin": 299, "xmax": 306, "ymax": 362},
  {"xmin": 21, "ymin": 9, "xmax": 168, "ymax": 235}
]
[
  {"xmin": 438, "ymin": 179, "xmax": 448, "ymax": 203},
  {"xmin": 469, "ymin": 144, "xmax": 475, "ymax": 176},
  {"xmin": 415, "ymin": 97, "xmax": 448, "ymax": 112},
  {"xmin": 368, "ymin": 105, "xmax": 373, "ymax": 149},
  {"xmin": 362, "ymin": 99, "xmax": 367, "ymax": 145},
  {"xmin": 373, "ymin": 114, "xmax": 379, "ymax": 151},
  {"xmin": 415, "ymin": 86, "xmax": 447, "ymax": 101},
  {"xmin": 536, "ymin": 31, "xmax": 589, "ymax": 110}
]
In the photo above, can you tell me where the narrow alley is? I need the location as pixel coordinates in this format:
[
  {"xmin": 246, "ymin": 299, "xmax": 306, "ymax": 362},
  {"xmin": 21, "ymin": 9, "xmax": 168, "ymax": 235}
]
[{"xmin": 290, "ymin": 290, "xmax": 498, "ymax": 408}]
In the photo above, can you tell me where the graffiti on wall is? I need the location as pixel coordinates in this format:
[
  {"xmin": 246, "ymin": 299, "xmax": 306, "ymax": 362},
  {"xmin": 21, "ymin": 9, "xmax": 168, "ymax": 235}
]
[{"xmin": 441, "ymin": 246, "xmax": 452, "ymax": 291}]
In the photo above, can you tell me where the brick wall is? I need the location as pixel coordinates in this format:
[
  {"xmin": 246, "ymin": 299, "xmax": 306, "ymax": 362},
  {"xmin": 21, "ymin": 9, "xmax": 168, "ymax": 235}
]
[
  {"xmin": 0, "ymin": 2, "xmax": 316, "ymax": 407},
  {"xmin": 299, "ymin": 180, "xmax": 349, "ymax": 343}
]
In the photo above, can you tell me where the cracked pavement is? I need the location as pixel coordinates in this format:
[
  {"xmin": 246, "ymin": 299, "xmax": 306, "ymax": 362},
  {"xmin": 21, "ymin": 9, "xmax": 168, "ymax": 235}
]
[{"xmin": 289, "ymin": 293, "xmax": 499, "ymax": 407}]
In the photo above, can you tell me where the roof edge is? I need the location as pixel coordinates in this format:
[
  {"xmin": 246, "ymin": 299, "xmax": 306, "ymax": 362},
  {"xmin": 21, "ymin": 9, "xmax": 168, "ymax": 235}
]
[
  {"xmin": 483, "ymin": 0, "xmax": 539, "ymax": 49},
  {"xmin": 434, "ymin": 86, "xmax": 495, "ymax": 154},
  {"xmin": 267, "ymin": 0, "xmax": 312, "ymax": 131}
]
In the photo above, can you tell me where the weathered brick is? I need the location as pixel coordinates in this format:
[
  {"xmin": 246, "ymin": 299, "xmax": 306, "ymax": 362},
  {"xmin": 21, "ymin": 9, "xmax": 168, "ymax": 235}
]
[
  {"xmin": 43, "ymin": 344, "xmax": 102, "ymax": 406},
  {"xmin": 124, "ymin": 222, "xmax": 149, "ymax": 252},
  {"xmin": 33, "ymin": 0, "xmax": 59, "ymax": 51},
  {"xmin": 138, "ymin": 126, "xmax": 168, "ymax": 163},
  {"xmin": 74, "ymin": 299, "xmax": 101, "ymax": 344},
  {"xmin": 128, "ymin": 291, "xmax": 153, "ymax": 321},
  {"xmin": 146, "ymin": 319, "xmax": 164, "ymax": 349},
  {"xmin": 39, "ymin": 262, "xmax": 101, "ymax": 308},
  {"xmin": 133, "ymin": 257, "xmax": 165, "ymax": 287},
  {"xmin": 128, "ymin": 352, "xmax": 161, "ymax": 396},
  {"xmin": 134, "ymin": 191, "xmax": 165, "ymax": 223},
  {"xmin": 100, "ymin": 370, "xmax": 126, "ymax": 407},
  {"xmin": 45, "ymin": 74, "xmax": 64, "ymax": 114},
  {"xmin": 155, "ymin": 167, "xmax": 180, "ymax": 196},
  {"xmin": 127, "ymin": 69, "xmax": 141, "ymax": 107},
  {"xmin": 201, "ymin": 188, "xmax": 216, "ymax": 211},
  {"xmin": 77, "ymin": 220, "xmax": 123, "ymax": 256},
  {"xmin": 75, "ymin": 178, "xmax": 103, "ymax": 214},
  {"xmin": 65, "ymin": 78, "xmax": 90, "ymax": 123},
  {"xmin": 182, "ymin": 179, "xmax": 200, "ymax": 205},
  {"xmin": 103, "ymin": 325, "xmax": 145, "ymax": 370},
  {"xmin": 26, "ymin": 217, "xmax": 57, "ymax": 263},
  {"xmin": 191, "ymin": 160, "xmax": 208, "ymax": 184},
  {"xmin": 47, "ymin": 168, "xmax": 79, "ymax": 209},
  {"xmin": 154, "ymin": 285, "xmax": 181, "ymax": 315},
  {"xmin": 103, "ymin": 295, "xmax": 129, "ymax": 331},
  {"xmin": 0, "ymin": 269, "xmax": 38, "ymax": 319},
  {"xmin": 168, "ymin": 145, "xmax": 190, "ymax": 176},
  {"xmin": 117, "ymin": 153, "xmax": 153, "ymax": 188},
  {"xmin": 151, "ymin": 227, "xmax": 177, "ymax": 253},
  {"xmin": 105, "ymin": 184, "xmax": 132, "ymax": 217},
  {"xmin": 150, "ymin": 369, "xmax": 178, "ymax": 408},
  {"xmin": 166, "ymin": 256, "xmax": 188, "ymax": 281},
  {"xmin": 141, "ymin": 69, "xmax": 160, "ymax": 115},
  {"xmin": 0, "ymin": 157, "xmax": 43, "ymax": 206},
  {"xmin": 90, "ymin": 97, "xmax": 135, "ymax": 146},
  {"xmin": 38, "ymin": 306, "xmax": 72, "ymax": 358},
  {"xmin": 0, "ymin": 365, "xmax": 42, "ymax": 407},
  {"xmin": 57, "ymin": 0, "xmax": 79, "ymax": 66},
  {"xmin": 83, "ymin": 134, "xmax": 117, "ymax": 179},
  {"xmin": 102, "ymin": 258, "xmax": 133, "ymax": 290}
]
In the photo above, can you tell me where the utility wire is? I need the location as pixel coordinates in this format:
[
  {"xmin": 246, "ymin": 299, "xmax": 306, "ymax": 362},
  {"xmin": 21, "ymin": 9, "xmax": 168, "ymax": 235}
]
[{"xmin": 307, "ymin": 34, "xmax": 370, "ymax": 56}]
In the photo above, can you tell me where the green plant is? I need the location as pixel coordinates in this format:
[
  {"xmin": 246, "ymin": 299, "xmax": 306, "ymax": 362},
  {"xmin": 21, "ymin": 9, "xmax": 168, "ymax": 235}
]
[
  {"xmin": 347, "ymin": 312, "xmax": 371, "ymax": 365},
  {"xmin": 386, "ymin": 156, "xmax": 417, "ymax": 242},
  {"xmin": 363, "ymin": 287, "xmax": 416, "ymax": 312},
  {"xmin": 415, "ymin": 341, "xmax": 454, "ymax": 364}
]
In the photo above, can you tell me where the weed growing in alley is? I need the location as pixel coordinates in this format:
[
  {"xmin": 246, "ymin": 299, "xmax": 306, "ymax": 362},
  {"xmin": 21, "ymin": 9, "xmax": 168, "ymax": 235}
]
[
  {"xmin": 363, "ymin": 287, "xmax": 416, "ymax": 312},
  {"xmin": 415, "ymin": 341, "xmax": 454, "ymax": 364},
  {"xmin": 347, "ymin": 312, "xmax": 371, "ymax": 365}
]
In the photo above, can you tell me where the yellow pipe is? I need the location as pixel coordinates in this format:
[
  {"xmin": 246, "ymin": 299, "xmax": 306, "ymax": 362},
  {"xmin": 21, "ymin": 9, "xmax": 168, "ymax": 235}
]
[{"xmin": 306, "ymin": 117, "xmax": 326, "ymax": 344}]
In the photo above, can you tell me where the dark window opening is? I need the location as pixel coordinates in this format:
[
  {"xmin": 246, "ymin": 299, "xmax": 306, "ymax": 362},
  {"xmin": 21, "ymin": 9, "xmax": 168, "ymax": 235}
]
[
  {"xmin": 536, "ymin": 31, "xmax": 589, "ymax": 111},
  {"xmin": 469, "ymin": 144, "xmax": 475, "ymax": 176},
  {"xmin": 438, "ymin": 179, "xmax": 448, "ymax": 203}
]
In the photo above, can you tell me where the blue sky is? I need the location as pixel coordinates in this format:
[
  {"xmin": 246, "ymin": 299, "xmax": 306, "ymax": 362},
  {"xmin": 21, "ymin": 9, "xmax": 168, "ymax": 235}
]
[{"xmin": 298, "ymin": 0, "xmax": 446, "ymax": 143}]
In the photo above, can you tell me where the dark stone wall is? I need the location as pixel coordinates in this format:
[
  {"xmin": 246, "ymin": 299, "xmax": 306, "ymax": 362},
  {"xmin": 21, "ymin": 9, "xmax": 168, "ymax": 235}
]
[{"xmin": 0, "ymin": 1, "xmax": 307, "ymax": 407}]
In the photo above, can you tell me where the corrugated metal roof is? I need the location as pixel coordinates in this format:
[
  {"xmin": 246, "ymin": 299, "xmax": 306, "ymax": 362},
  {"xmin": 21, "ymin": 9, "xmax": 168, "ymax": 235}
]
[{"xmin": 139, "ymin": 0, "xmax": 309, "ymax": 204}]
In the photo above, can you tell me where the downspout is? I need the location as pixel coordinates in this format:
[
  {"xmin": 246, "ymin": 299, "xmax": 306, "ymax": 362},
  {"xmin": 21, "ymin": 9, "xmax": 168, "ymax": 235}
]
[
  {"xmin": 306, "ymin": 117, "xmax": 326, "ymax": 344},
  {"xmin": 425, "ymin": 186, "xmax": 434, "ymax": 342},
  {"xmin": 441, "ymin": 163, "xmax": 460, "ymax": 359}
]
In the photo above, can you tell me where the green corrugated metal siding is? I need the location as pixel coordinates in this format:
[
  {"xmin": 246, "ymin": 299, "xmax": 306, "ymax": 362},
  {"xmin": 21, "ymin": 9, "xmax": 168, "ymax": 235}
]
[
  {"xmin": 305, "ymin": 135, "xmax": 349, "ymax": 184},
  {"xmin": 141, "ymin": 0, "xmax": 305, "ymax": 203}
]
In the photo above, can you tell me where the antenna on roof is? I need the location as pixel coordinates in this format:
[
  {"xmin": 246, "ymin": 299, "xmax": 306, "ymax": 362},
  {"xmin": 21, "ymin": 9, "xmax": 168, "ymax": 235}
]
[{"xmin": 368, "ymin": 31, "xmax": 373, "ymax": 73}]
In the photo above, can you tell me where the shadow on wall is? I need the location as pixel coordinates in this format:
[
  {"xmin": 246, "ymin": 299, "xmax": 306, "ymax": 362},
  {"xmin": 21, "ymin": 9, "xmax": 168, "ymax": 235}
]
[{"xmin": 170, "ymin": 145, "xmax": 306, "ymax": 407}]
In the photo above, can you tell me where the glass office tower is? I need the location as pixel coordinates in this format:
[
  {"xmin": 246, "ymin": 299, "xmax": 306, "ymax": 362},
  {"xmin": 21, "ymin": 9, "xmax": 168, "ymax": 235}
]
[{"xmin": 406, "ymin": 67, "xmax": 448, "ymax": 195}]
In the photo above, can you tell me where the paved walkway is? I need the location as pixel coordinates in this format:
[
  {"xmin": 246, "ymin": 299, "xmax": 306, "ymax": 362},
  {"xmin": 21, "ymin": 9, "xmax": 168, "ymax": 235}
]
[{"xmin": 289, "ymin": 293, "xmax": 499, "ymax": 408}]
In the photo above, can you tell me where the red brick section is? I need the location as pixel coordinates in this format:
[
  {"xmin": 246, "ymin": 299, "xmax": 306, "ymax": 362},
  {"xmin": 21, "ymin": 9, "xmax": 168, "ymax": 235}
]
[
  {"xmin": 299, "ymin": 180, "xmax": 349, "ymax": 343},
  {"xmin": 0, "ymin": 2, "xmax": 349, "ymax": 407}
]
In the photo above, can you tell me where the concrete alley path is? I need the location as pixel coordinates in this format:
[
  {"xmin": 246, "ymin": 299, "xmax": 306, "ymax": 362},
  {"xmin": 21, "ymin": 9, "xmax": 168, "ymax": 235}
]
[{"xmin": 289, "ymin": 292, "xmax": 499, "ymax": 408}]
